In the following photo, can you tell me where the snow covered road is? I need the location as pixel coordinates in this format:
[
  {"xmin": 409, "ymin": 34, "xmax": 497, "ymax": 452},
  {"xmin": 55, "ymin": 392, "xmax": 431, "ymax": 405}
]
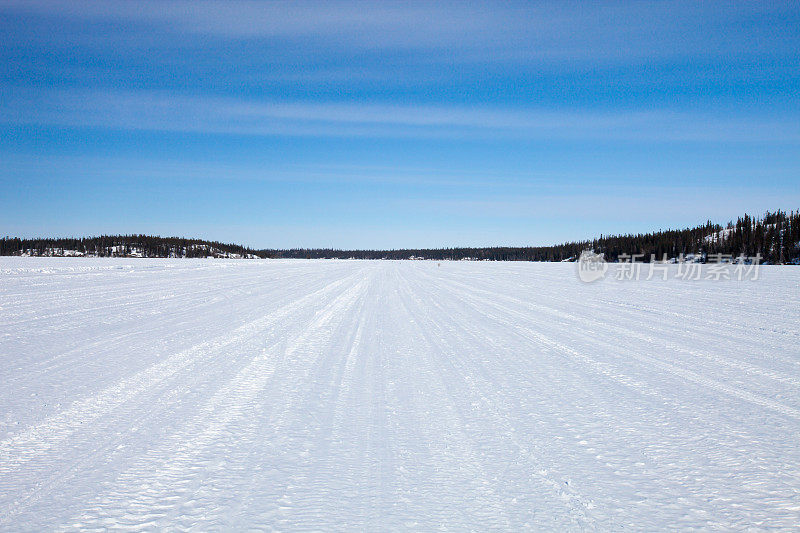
[{"xmin": 1, "ymin": 258, "xmax": 799, "ymax": 530}]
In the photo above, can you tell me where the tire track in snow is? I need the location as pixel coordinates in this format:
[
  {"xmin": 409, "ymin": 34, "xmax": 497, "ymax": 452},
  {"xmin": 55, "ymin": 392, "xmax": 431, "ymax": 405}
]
[
  {"xmin": 422, "ymin": 271, "xmax": 800, "ymax": 526},
  {"xmin": 439, "ymin": 265, "xmax": 799, "ymax": 366},
  {"xmin": 404, "ymin": 265, "xmax": 800, "ymax": 528},
  {"xmin": 58, "ymin": 270, "xmax": 372, "ymax": 531},
  {"xmin": 234, "ymin": 270, "xmax": 380, "ymax": 530},
  {"xmin": 425, "ymin": 270, "xmax": 800, "ymax": 419},
  {"xmin": 430, "ymin": 269, "xmax": 800, "ymax": 387},
  {"xmin": 0, "ymin": 272, "xmax": 366, "ymax": 527},
  {"xmin": 389, "ymin": 268, "xmax": 522, "ymax": 529},
  {"xmin": 0, "ymin": 265, "xmax": 325, "ymax": 392},
  {"xmin": 397, "ymin": 266, "xmax": 598, "ymax": 529},
  {"xmin": 0, "ymin": 271, "xmax": 361, "ymax": 479}
]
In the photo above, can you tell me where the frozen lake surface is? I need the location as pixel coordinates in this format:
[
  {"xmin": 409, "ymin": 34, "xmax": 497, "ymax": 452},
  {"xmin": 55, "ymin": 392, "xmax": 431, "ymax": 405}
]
[{"xmin": 1, "ymin": 258, "xmax": 799, "ymax": 530}]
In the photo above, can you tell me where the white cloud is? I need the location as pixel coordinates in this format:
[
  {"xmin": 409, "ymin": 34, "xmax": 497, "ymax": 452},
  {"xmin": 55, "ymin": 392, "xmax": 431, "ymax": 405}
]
[
  {"xmin": 2, "ymin": 89, "xmax": 798, "ymax": 143},
  {"xmin": 1, "ymin": 0, "xmax": 794, "ymax": 60}
]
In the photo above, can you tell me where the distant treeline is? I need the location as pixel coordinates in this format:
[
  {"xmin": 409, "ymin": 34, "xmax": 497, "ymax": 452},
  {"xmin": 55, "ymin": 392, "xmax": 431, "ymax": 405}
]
[
  {"xmin": 0, "ymin": 235, "xmax": 254, "ymax": 259},
  {"xmin": 261, "ymin": 210, "xmax": 800, "ymax": 263},
  {"xmin": 2, "ymin": 210, "xmax": 799, "ymax": 263}
]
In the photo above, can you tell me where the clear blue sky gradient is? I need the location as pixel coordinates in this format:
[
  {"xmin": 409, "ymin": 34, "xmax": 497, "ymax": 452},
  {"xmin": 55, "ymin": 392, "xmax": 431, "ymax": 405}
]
[{"xmin": 1, "ymin": 1, "xmax": 798, "ymax": 249}]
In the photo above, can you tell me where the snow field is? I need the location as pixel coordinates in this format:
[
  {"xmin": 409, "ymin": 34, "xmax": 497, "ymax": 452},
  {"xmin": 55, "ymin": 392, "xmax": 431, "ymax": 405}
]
[{"xmin": 1, "ymin": 258, "xmax": 799, "ymax": 530}]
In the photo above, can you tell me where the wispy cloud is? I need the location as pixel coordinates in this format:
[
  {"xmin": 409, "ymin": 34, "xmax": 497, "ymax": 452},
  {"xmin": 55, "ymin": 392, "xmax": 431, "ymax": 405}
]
[
  {"xmin": 2, "ymin": 0, "xmax": 795, "ymax": 61},
  {"xmin": 1, "ymin": 1, "xmax": 508, "ymax": 50},
  {"xmin": 3, "ymin": 89, "xmax": 798, "ymax": 143}
]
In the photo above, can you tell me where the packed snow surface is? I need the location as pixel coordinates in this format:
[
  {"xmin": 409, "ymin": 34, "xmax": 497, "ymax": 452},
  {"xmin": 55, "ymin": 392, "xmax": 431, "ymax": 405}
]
[{"xmin": 1, "ymin": 258, "xmax": 799, "ymax": 530}]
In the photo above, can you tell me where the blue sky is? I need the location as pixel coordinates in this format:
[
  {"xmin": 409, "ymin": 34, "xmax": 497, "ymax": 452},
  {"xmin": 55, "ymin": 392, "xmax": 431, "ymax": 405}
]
[{"xmin": 1, "ymin": 1, "xmax": 798, "ymax": 249}]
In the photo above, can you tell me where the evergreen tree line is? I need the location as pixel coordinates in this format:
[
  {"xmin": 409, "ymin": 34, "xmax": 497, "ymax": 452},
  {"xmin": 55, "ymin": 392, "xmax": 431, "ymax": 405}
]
[
  {"xmin": 0, "ymin": 235, "xmax": 255, "ymax": 259},
  {"xmin": 2, "ymin": 210, "xmax": 799, "ymax": 263},
  {"xmin": 260, "ymin": 210, "xmax": 800, "ymax": 263}
]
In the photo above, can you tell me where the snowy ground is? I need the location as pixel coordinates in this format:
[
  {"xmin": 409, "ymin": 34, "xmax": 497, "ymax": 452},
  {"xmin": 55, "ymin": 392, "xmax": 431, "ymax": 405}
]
[{"xmin": 1, "ymin": 258, "xmax": 799, "ymax": 531}]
